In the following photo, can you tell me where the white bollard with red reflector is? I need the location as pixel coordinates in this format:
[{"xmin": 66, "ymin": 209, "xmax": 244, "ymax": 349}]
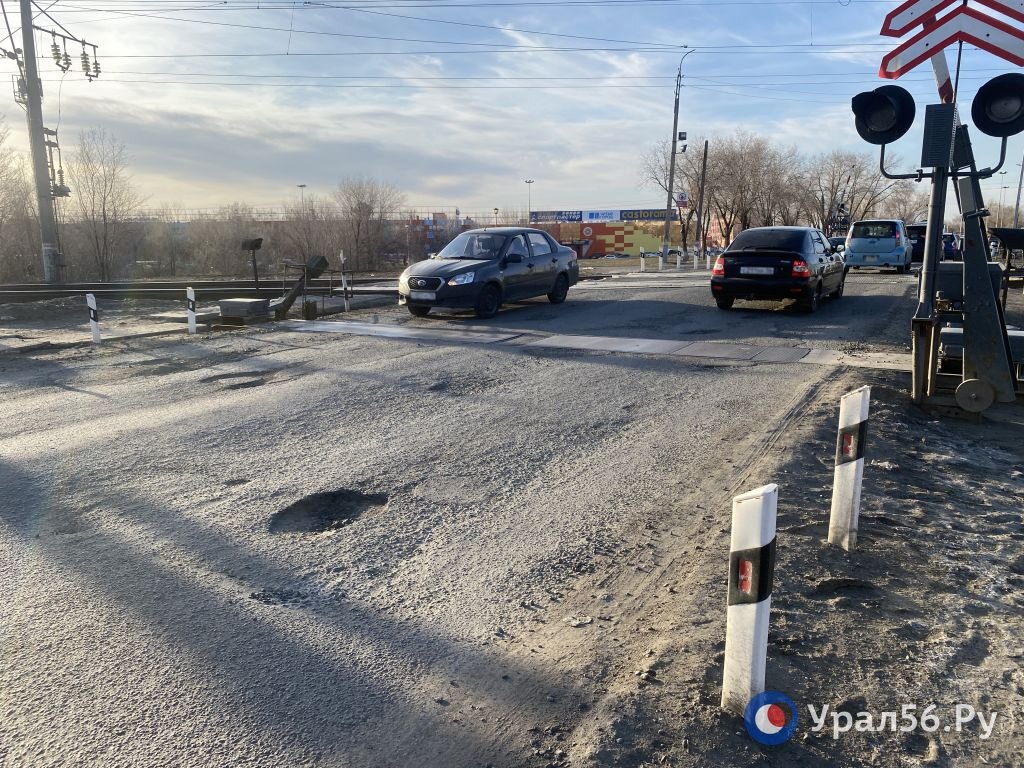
[
  {"xmin": 186, "ymin": 287, "xmax": 197, "ymax": 335},
  {"xmin": 828, "ymin": 386, "xmax": 871, "ymax": 552},
  {"xmin": 721, "ymin": 483, "xmax": 778, "ymax": 715},
  {"xmin": 86, "ymin": 293, "xmax": 101, "ymax": 343}
]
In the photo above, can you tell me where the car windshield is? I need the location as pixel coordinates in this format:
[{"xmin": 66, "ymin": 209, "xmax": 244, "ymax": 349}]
[
  {"xmin": 852, "ymin": 222, "xmax": 897, "ymax": 238},
  {"xmin": 727, "ymin": 229, "xmax": 806, "ymax": 252},
  {"xmin": 436, "ymin": 232, "xmax": 508, "ymax": 260},
  {"xmin": 942, "ymin": 234, "xmax": 956, "ymax": 244}
]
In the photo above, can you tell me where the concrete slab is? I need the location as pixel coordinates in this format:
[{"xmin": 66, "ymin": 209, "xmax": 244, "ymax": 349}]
[
  {"xmin": 527, "ymin": 335, "xmax": 692, "ymax": 355},
  {"xmin": 673, "ymin": 341, "xmax": 763, "ymax": 360},
  {"xmin": 282, "ymin": 320, "xmax": 520, "ymax": 344},
  {"xmin": 751, "ymin": 346, "xmax": 810, "ymax": 363}
]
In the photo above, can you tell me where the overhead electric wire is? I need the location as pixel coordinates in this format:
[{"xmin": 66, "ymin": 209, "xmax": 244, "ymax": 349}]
[
  {"xmin": 40, "ymin": 77, "xmax": 672, "ymax": 87},
  {"xmin": 32, "ymin": 0, "xmax": 899, "ymax": 9}
]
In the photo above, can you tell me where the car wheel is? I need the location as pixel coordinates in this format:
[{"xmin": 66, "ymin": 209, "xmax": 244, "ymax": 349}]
[
  {"xmin": 407, "ymin": 305, "xmax": 430, "ymax": 318},
  {"xmin": 474, "ymin": 284, "xmax": 501, "ymax": 319},
  {"xmin": 715, "ymin": 297, "xmax": 734, "ymax": 310},
  {"xmin": 548, "ymin": 274, "xmax": 569, "ymax": 304},
  {"xmin": 803, "ymin": 284, "xmax": 820, "ymax": 313},
  {"xmin": 831, "ymin": 278, "xmax": 845, "ymax": 299}
]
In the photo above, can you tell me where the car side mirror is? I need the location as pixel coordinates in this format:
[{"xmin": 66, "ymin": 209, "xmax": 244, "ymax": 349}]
[{"xmin": 505, "ymin": 253, "xmax": 523, "ymax": 264}]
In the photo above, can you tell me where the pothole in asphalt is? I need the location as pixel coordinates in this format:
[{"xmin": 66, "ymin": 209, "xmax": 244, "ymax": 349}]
[
  {"xmin": 200, "ymin": 371, "xmax": 270, "ymax": 390},
  {"xmin": 268, "ymin": 489, "xmax": 390, "ymax": 534}
]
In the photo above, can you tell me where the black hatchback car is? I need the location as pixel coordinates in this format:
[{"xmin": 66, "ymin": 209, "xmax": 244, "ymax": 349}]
[
  {"xmin": 399, "ymin": 228, "xmax": 580, "ymax": 318},
  {"xmin": 710, "ymin": 226, "xmax": 846, "ymax": 312}
]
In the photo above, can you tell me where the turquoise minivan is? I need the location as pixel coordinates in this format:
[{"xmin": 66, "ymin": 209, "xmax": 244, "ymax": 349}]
[{"xmin": 844, "ymin": 219, "xmax": 912, "ymax": 273}]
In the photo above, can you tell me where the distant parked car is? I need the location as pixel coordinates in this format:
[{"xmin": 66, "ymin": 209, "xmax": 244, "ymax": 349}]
[
  {"xmin": 843, "ymin": 219, "xmax": 912, "ymax": 273},
  {"xmin": 710, "ymin": 226, "xmax": 846, "ymax": 312},
  {"xmin": 942, "ymin": 233, "xmax": 961, "ymax": 260},
  {"xmin": 828, "ymin": 236, "xmax": 846, "ymax": 251},
  {"xmin": 906, "ymin": 222, "xmax": 927, "ymax": 264},
  {"xmin": 398, "ymin": 227, "xmax": 579, "ymax": 319}
]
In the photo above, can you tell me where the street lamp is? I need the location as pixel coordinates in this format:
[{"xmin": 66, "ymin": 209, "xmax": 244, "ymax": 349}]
[
  {"xmin": 297, "ymin": 183, "xmax": 307, "ymax": 211},
  {"xmin": 997, "ymin": 171, "xmax": 1008, "ymax": 227},
  {"xmin": 524, "ymin": 179, "xmax": 534, "ymax": 223},
  {"xmin": 1013, "ymin": 160, "xmax": 1023, "ymax": 228},
  {"xmin": 493, "ymin": 207, "xmax": 499, "ymax": 226},
  {"xmin": 661, "ymin": 49, "xmax": 695, "ymax": 271}
]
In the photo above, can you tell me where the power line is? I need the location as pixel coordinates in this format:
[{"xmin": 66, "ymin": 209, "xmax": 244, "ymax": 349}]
[
  {"xmin": 42, "ymin": 77, "xmax": 673, "ymax": 87},
  {"xmin": 22, "ymin": 0, "xmax": 900, "ymax": 9}
]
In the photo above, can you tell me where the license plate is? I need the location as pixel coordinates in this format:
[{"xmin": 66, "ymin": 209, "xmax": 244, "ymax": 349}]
[
  {"xmin": 865, "ymin": 255, "xmax": 877, "ymax": 263},
  {"xmin": 410, "ymin": 290, "xmax": 436, "ymax": 301},
  {"xmin": 740, "ymin": 266, "xmax": 774, "ymax": 275}
]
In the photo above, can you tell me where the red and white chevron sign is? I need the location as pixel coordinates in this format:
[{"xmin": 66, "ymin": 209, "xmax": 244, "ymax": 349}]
[{"xmin": 880, "ymin": 0, "xmax": 1024, "ymax": 80}]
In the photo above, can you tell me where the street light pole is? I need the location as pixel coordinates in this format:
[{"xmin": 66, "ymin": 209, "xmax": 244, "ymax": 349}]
[
  {"xmin": 661, "ymin": 50, "xmax": 693, "ymax": 272},
  {"xmin": 1013, "ymin": 158, "xmax": 1023, "ymax": 229},
  {"xmin": 997, "ymin": 171, "xmax": 1007, "ymax": 227},
  {"xmin": 524, "ymin": 179, "xmax": 534, "ymax": 224},
  {"xmin": 493, "ymin": 208, "xmax": 499, "ymax": 226}
]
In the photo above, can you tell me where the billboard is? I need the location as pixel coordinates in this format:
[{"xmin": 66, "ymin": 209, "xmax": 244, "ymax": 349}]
[
  {"xmin": 581, "ymin": 210, "xmax": 620, "ymax": 222},
  {"xmin": 530, "ymin": 210, "xmax": 582, "ymax": 223}
]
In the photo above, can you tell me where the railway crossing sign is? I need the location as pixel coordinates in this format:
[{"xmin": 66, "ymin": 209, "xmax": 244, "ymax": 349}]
[{"xmin": 879, "ymin": 0, "xmax": 1024, "ymax": 79}]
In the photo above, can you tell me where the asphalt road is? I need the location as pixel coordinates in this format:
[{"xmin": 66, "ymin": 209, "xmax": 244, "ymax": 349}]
[{"xmin": 0, "ymin": 273, "xmax": 917, "ymax": 767}]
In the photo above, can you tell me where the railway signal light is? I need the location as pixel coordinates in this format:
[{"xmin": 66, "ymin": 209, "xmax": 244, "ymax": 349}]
[
  {"xmin": 851, "ymin": 85, "xmax": 916, "ymax": 145},
  {"xmin": 971, "ymin": 73, "xmax": 1024, "ymax": 138}
]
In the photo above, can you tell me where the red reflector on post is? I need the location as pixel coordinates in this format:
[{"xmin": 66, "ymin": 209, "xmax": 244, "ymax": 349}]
[
  {"xmin": 738, "ymin": 559, "xmax": 753, "ymax": 595},
  {"xmin": 841, "ymin": 432, "xmax": 857, "ymax": 458}
]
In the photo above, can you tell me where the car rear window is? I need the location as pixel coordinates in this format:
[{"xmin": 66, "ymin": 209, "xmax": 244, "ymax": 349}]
[
  {"xmin": 852, "ymin": 222, "xmax": 897, "ymax": 238},
  {"xmin": 727, "ymin": 229, "xmax": 807, "ymax": 252}
]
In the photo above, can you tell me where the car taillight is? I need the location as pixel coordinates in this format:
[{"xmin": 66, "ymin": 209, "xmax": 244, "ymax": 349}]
[
  {"xmin": 791, "ymin": 259, "xmax": 811, "ymax": 277},
  {"xmin": 712, "ymin": 256, "xmax": 725, "ymax": 276}
]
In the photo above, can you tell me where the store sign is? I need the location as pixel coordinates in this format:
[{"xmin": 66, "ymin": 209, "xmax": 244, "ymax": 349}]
[
  {"xmin": 530, "ymin": 210, "xmax": 583, "ymax": 223},
  {"xmin": 622, "ymin": 208, "xmax": 672, "ymax": 222},
  {"xmin": 581, "ymin": 210, "xmax": 620, "ymax": 222}
]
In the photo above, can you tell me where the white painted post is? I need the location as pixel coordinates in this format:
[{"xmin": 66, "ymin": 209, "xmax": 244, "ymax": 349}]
[
  {"xmin": 86, "ymin": 293, "xmax": 101, "ymax": 343},
  {"xmin": 828, "ymin": 386, "xmax": 871, "ymax": 551},
  {"xmin": 339, "ymin": 250, "xmax": 350, "ymax": 312},
  {"xmin": 186, "ymin": 287, "xmax": 197, "ymax": 335},
  {"xmin": 721, "ymin": 483, "xmax": 778, "ymax": 715},
  {"xmin": 639, "ymin": 253, "xmax": 646, "ymax": 273},
  {"xmin": 658, "ymin": 253, "xmax": 664, "ymax": 271}
]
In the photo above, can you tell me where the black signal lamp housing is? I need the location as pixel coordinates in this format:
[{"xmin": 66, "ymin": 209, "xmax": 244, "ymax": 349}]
[
  {"xmin": 972, "ymin": 73, "xmax": 1024, "ymax": 138},
  {"xmin": 851, "ymin": 85, "xmax": 916, "ymax": 146}
]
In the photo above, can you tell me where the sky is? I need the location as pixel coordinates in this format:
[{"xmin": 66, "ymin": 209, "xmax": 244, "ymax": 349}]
[{"xmin": 1, "ymin": 0, "xmax": 1022, "ymax": 219}]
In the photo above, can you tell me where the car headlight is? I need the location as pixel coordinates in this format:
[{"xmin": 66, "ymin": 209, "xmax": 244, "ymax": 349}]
[
  {"xmin": 399, "ymin": 275, "xmax": 409, "ymax": 288},
  {"xmin": 447, "ymin": 272, "xmax": 475, "ymax": 286}
]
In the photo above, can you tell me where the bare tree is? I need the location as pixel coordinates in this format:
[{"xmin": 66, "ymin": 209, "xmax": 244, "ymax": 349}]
[
  {"xmin": 0, "ymin": 118, "xmax": 40, "ymax": 281},
  {"xmin": 66, "ymin": 128, "xmax": 144, "ymax": 280},
  {"xmin": 334, "ymin": 178, "xmax": 404, "ymax": 271},
  {"xmin": 878, "ymin": 181, "xmax": 931, "ymax": 224}
]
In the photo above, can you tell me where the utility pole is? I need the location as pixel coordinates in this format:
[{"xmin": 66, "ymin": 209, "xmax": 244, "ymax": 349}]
[
  {"xmin": 694, "ymin": 139, "xmax": 709, "ymax": 270},
  {"xmin": 661, "ymin": 51, "xmax": 692, "ymax": 271},
  {"xmin": 20, "ymin": 0, "xmax": 62, "ymax": 282}
]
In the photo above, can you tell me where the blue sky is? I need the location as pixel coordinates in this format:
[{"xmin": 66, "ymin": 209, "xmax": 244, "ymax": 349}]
[{"xmin": 2, "ymin": 0, "xmax": 1021, "ymax": 216}]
